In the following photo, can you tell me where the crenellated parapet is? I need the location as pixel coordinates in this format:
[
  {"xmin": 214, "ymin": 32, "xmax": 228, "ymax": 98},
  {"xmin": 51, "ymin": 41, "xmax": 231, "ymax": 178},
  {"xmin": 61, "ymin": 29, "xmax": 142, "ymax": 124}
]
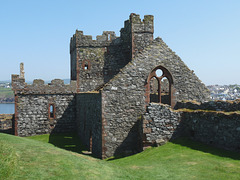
[
  {"xmin": 120, "ymin": 13, "xmax": 154, "ymax": 59},
  {"xmin": 70, "ymin": 31, "xmax": 119, "ymax": 53},
  {"xmin": 120, "ymin": 13, "xmax": 154, "ymax": 35},
  {"xmin": 130, "ymin": 13, "xmax": 154, "ymax": 33},
  {"xmin": 12, "ymin": 74, "xmax": 77, "ymax": 94}
]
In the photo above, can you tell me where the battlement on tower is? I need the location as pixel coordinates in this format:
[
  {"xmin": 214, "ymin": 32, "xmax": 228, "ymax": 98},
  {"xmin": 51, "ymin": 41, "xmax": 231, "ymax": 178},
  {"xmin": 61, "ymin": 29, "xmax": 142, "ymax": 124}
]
[
  {"xmin": 120, "ymin": 13, "xmax": 154, "ymax": 34},
  {"xmin": 70, "ymin": 31, "xmax": 119, "ymax": 53}
]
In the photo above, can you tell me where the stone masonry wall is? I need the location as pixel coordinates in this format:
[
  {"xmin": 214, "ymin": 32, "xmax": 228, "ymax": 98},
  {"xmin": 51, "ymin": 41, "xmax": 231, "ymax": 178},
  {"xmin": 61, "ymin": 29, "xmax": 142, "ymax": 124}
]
[
  {"xmin": 76, "ymin": 92, "xmax": 102, "ymax": 158},
  {"xmin": 11, "ymin": 75, "xmax": 77, "ymax": 137},
  {"xmin": 70, "ymin": 14, "xmax": 154, "ymax": 93},
  {"xmin": 101, "ymin": 37, "xmax": 209, "ymax": 158},
  {"xmin": 175, "ymin": 99, "xmax": 240, "ymax": 112},
  {"xmin": 70, "ymin": 30, "xmax": 128, "ymax": 92},
  {"xmin": 143, "ymin": 103, "xmax": 182, "ymax": 147},
  {"xmin": 130, "ymin": 13, "xmax": 154, "ymax": 58},
  {"xmin": 181, "ymin": 110, "xmax": 240, "ymax": 152},
  {"xmin": 16, "ymin": 94, "xmax": 76, "ymax": 136},
  {"xmin": 143, "ymin": 102, "xmax": 240, "ymax": 152},
  {"xmin": 12, "ymin": 76, "xmax": 77, "ymax": 94}
]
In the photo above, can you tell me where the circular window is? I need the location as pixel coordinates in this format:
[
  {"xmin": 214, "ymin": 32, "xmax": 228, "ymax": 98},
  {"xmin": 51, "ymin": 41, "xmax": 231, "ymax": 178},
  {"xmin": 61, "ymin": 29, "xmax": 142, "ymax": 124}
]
[{"xmin": 155, "ymin": 69, "xmax": 163, "ymax": 77}]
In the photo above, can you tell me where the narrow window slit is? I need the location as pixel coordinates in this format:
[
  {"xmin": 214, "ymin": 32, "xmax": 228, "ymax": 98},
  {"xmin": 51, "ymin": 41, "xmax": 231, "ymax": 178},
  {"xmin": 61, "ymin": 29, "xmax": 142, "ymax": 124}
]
[{"xmin": 49, "ymin": 104, "xmax": 55, "ymax": 119}]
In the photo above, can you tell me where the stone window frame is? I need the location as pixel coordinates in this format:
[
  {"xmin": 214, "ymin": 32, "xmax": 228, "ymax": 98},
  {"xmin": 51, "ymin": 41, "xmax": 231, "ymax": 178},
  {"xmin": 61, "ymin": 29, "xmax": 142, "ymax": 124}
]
[
  {"xmin": 48, "ymin": 103, "xmax": 56, "ymax": 120},
  {"xmin": 145, "ymin": 65, "xmax": 174, "ymax": 107},
  {"xmin": 82, "ymin": 60, "xmax": 91, "ymax": 71}
]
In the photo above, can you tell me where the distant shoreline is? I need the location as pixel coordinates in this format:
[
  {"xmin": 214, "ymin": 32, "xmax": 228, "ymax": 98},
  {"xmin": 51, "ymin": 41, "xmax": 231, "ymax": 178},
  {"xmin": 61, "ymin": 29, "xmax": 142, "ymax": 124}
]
[{"xmin": 0, "ymin": 102, "xmax": 14, "ymax": 104}]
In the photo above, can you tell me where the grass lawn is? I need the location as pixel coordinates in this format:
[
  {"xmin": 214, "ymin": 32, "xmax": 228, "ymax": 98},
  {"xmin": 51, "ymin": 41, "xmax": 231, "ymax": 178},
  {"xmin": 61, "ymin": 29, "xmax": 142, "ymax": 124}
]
[{"xmin": 1, "ymin": 133, "xmax": 240, "ymax": 180}]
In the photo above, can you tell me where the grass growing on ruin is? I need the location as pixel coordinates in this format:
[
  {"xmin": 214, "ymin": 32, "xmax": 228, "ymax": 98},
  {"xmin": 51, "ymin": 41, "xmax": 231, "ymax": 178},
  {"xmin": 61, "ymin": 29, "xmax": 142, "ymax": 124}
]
[{"xmin": 1, "ymin": 133, "xmax": 240, "ymax": 180}]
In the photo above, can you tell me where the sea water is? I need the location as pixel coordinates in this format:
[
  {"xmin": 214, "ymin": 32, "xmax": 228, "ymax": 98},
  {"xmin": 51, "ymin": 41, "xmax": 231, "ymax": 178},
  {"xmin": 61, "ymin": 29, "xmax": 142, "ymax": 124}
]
[{"xmin": 0, "ymin": 103, "xmax": 15, "ymax": 114}]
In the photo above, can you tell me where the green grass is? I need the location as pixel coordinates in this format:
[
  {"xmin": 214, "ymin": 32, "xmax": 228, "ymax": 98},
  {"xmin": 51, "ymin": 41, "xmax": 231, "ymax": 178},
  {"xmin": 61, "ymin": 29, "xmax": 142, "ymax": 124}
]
[
  {"xmin": 1, "ymin": 133, "xmax": 240, "ymax": 180},
  {"xmin": 26, "ymin": 133, "xmax": 88, "ymax": 154},
  {"xmin": 0, "ymin": 133, "xmax": 129, "ymax": 180},
  {"xmin": 109, "ymin": 138, "xmax": 240, "ymax": 179},
  {"xmin": 0, "ymin": 87, "xmax": 14, "ymax": 98}
]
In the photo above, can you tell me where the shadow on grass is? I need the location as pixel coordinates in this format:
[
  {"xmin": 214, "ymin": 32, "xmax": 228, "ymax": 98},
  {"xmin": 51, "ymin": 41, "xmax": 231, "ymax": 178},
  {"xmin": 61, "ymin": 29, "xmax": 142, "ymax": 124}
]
[
  {"xmin": 48, "ymin": 133, "xmax": 90, "ymax": 155},
  {"xmin": 171, "ymin": 137, "xmax": 240, "ymax": 160},
  {"xmin": 106, "ymin": 153, "xmax": 133, "ymax": 161}
]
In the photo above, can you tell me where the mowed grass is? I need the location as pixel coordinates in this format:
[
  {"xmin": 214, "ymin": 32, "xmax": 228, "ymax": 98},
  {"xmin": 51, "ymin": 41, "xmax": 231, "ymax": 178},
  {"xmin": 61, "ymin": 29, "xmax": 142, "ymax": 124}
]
[
  {"xmin": 0, "ymin": 133, "xmax": 130, "ymax": 180},
  {"xmin": 108, "ymin": 138, "xmax": 240, "ymax": 179},
  {"xmin": 1, "ymin": 133, "xmax": 240, "ymax": 180}
]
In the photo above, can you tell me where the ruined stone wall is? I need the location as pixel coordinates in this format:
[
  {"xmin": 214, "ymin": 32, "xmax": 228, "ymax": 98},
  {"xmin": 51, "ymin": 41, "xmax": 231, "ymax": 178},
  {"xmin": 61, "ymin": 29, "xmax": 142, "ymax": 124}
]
[
  {"xmin": 130, "ymin": 13, "xmax": 154, "ymax": 58},
  {"xmin": 175, "ymin": 99, "xmax": 240, "ymax": 112},
  {"xmin": 181, "ymin": 111, "xmax": 240, "ymax": 151},
  {"xmin": 11, "ymin": 77, "xmax": 77, "ymax": 136},
  {"xmin": 143, "ymin": 102, "xmax": 240, "ymax": 152},
  {"xmin": 15, "ymin": 94, "xmax": 76, "ymax": 136},
  {"xmin": 76, "ymin": 92, "xmax": 102, "ymax": 158},
  {"xmin": 70, "ymin": 31, "xmax": 128, "ymax": 92},
  {"xmin": 143, "ymin": 103, "xmax": 182, "ymax": 147},
  {"xmin": 12, "ymin": 76, "xmax": 77, "ymax": 94},
  {"xmin": 101, "ymin": 37, "xmax": 209, "ymax": 158},
  {"xmin": 70, "ymin": 14, "xmax": 154, "ymax": 93}
]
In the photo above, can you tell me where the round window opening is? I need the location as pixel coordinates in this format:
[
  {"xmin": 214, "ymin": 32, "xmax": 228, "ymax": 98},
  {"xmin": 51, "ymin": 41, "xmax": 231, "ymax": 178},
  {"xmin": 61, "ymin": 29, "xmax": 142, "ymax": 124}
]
[{"xmin": 156, "ymin": 69, "xmax": 163, "ymax": 77}]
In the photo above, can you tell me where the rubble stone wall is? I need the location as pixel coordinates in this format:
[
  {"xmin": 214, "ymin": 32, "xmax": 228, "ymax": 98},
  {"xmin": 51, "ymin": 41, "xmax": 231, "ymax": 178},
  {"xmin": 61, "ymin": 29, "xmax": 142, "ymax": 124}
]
[
  {"xmin": 181, "ymin": 111, "xmax": 240, "ymax": 151},
  {"xmin": 16, "ymin": 94, "xmax": 76, "ymax": 136},
  {"xmin": 70, "ymin": 14, "xmax": 155, "ymax": 93},
  {"xmin": 175, "ymin": 99, "xmax": 240, "ymax": 112},
  {"xmin": 12, "ymin": 77, "xmax": 77, "ymax": 94},
  {"xmin": 143, "ymin": 103, "xmax": 182, "ymax": 146},
  {"xmin": 70, "ymin": 30, "xmax": 128, "ymax": 92},
  {"xmin": 130, "ymin": 14, "xmax": 154, "ymax": 58},
  {"xmin": 143, "ymin": 102, "xmax": 240, "ymax": 152},
  {"xmin": 101, "ymin": 37, "xmax": 210, "ymax": 158},
  {"xmin": 76, "ymin": 92, "xmax": 102, "ymax": 158}
]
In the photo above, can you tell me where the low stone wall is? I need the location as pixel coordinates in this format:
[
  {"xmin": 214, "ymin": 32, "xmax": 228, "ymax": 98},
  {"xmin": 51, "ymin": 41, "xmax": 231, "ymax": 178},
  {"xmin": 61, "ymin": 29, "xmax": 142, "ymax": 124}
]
[
  {"xmin": 175, "ymin": 99, "xmax": 240, "ymax": 112},
  {"xmin": 144, "ymin": 102, "xmax": 240, "ymax": 152},
  {"xmin": 181, "ymin": 111, "xmax": 240, "ymax": 151},
  {"xmin": 0, "ymin": 114, "xmax": 14, "ymax": 133},
  {"xmin": 143, "ymin": 103, "xmax": 182, "ymax": 147}
]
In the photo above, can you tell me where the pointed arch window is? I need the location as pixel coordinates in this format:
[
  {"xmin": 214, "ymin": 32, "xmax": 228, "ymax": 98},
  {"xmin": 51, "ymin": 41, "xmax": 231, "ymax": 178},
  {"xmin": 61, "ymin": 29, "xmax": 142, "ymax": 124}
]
[{"xmin": 146, "ymin": 66, "xmax": 173, "ymax": 107}]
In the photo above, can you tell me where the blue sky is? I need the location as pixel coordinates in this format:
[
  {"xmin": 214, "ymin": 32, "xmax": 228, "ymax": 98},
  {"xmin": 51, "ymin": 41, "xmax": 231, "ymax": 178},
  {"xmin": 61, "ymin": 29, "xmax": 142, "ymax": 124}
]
[{"xmin": 0, "ymin": 0, "xmax": 239, "ymax": 85}]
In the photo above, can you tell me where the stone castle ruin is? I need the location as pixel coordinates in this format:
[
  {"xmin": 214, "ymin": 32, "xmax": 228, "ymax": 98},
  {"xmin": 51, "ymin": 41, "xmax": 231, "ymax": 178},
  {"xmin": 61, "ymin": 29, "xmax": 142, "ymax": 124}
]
[{"xmin": 10, "ymin": 14, "xmax": 240, "ymax": 159}]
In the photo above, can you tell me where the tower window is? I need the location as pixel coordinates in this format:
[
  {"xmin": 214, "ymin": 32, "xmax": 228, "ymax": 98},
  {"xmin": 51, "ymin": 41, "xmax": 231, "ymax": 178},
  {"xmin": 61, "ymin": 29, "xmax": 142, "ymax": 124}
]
[
  {"xmin": 49, "ymin": 104, "xmax": 55, "ymax": 119},
  {"xmin": 82, "ymin": 60, "xmax": 91, "ymax": 71}
]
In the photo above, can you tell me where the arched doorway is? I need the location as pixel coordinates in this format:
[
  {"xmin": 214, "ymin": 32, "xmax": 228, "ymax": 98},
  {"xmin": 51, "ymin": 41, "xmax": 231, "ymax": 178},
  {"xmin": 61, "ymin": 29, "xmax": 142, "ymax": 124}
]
[{"xmin": 145, "ymin": 66, "xmax": 173, "ymax": 107}]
